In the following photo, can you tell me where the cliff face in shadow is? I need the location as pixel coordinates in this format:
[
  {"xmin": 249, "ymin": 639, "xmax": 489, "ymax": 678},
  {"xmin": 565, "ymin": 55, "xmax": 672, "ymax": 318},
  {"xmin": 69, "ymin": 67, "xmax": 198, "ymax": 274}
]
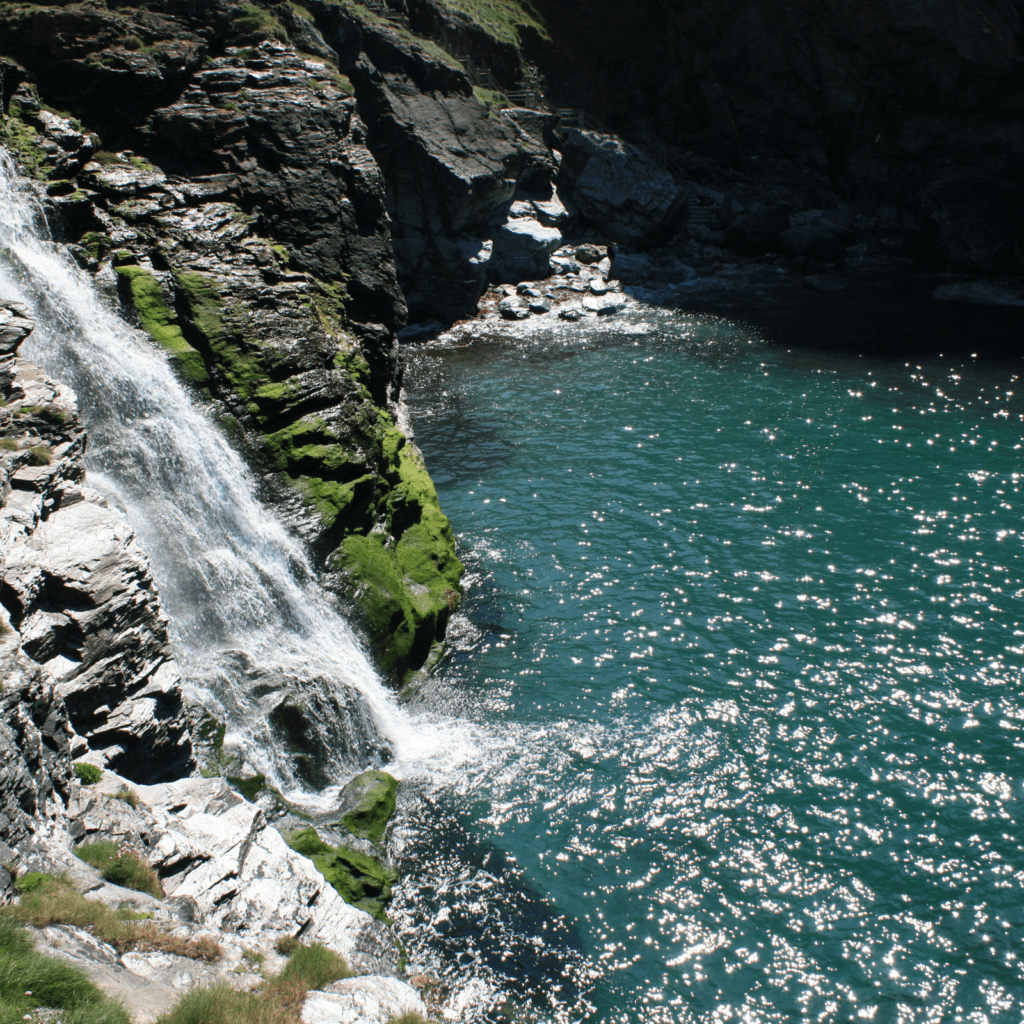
[{"xmin": 519, "ymin": 0, "xmax": 1024, "ymax": 272}]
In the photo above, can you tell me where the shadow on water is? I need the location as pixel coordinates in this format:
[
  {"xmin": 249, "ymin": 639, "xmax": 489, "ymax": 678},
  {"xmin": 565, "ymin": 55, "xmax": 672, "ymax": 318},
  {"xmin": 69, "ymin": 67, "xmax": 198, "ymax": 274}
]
[
  {"xmin": 393, "ymin": 790, "xmax": 593, "ymax": 1022},
  {"xmin": 622, "ymin": 268, "xmax": 1024, "ymax": 361}
]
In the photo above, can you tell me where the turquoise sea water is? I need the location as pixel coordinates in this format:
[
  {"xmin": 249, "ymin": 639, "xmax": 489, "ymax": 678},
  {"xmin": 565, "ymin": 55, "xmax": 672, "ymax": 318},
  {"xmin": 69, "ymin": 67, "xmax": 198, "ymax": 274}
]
[{"xmin": 395, "ymin": 306, "xmax": 1024, "ymax": 1024}]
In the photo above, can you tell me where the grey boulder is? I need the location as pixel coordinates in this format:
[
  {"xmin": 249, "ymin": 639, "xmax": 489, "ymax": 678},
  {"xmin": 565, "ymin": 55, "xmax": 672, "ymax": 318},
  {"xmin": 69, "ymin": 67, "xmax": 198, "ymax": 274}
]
[
  {"xmin": 490, "ymin": 218, "xmax": 563, "ymax": 282},
  {"xmin": 559, "ymin": 130, "xmax": 683, "ymax": 247}
]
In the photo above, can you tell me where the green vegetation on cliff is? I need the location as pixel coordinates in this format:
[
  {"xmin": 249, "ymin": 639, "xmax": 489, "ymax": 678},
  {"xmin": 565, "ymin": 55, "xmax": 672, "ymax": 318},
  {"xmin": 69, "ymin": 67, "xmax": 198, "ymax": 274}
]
[
  {"xmin": 286, "ymin": 826, "xmax": 398, "ymax": 922},
  {"xmin": 337, "ymin": 769, "xmax": 398, "ymax": 844},
  {"xmin": 437, "ymin": 0, "xmax": 547, "ymax": 46},
  {"xmin": 336, "ymin": 427, "xmax": 463, "ymax": 678},
  {"xmin": 0, "ymin": 916, "xmax": 131, "ymax": 1024},
  {"xmin": 114, "ymin": 266, "xmax": 210, "ymax": 386}
]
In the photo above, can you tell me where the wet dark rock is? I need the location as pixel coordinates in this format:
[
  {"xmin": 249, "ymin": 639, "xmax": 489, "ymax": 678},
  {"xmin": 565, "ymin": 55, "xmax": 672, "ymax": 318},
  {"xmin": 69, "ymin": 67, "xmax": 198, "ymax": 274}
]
[
  {"xmin": 498, "ymin": 296, "xmax": 530, "ymax": 320},
  {"xmin": 723, "ymin": 204, "xmax": 790, "ymax": 256},
  {"xmin": 803, "ymin": 274, "xmax": 847, "ymax": 292},
  {"xmin": 779, "ymin": 224, "xmax": 845, "ymax": 264},
  {"xmin": 559, "ymin": 130, "xmax": 683, "ymax": 247}
]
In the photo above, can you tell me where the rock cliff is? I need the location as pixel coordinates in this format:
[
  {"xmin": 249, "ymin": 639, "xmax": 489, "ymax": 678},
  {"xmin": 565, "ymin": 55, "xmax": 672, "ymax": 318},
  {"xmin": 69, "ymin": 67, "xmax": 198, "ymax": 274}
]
[{"xmin": 0, "ymin": 302, "xmax": 194, "ymax": 785}]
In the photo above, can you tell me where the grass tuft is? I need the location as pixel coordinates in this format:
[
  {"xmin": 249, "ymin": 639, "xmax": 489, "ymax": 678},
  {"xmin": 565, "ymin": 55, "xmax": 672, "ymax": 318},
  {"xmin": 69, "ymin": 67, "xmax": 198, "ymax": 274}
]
[
  {"xmin": 154, "ymin": 983, "xmax": 294, "ymax": 1024},
  {"xmin": 155, "ymin": 942, "xmax": 352, "ymax": 1024},
  {"xmin": 27, "ymin": 445, "xmax": 52, "ymax": 466},
  {"xmin": 0, "ymin": 916, "xmax": 131, "ymax": 1024},
  {"xmin": 73, "ymin": 763, "xmax": 103, "ymax": 786},
  {"xmin": 75, "ymin": 842, "xmax": 163, "ymax": 899},
  {"xmin": 112, "ymin": 786, "xmax": 141, "ymax": 809},
  {"xmin": 4, "ymin": 875, "xmax": 221, "ymax": 961},
  {"xmin": 276, "ymin": 942, "xmax": 353, "ymax": 990}
]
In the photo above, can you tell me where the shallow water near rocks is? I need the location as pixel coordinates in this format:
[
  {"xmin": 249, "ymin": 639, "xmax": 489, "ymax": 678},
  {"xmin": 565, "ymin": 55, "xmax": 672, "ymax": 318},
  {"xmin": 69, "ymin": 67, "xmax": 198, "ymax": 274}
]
[{"xmin": 395, "ymin": 305, "xmax": 1024, "ymax": 1024}]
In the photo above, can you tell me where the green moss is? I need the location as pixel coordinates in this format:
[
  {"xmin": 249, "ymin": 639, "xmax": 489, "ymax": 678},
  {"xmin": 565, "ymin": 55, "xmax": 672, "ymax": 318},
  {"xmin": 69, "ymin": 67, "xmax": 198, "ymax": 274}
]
[
  {"xmin": 285, "ymin": 828, "xmax": 397, "ymax": 922},
  {"xmin": 338, "ymin": 770, "xmax": 398, "ymax": 845},
  {"xmin": 225, "ymin": 773, "xmax": 267, "ymax": 802},
  {"xmin": 0, "ymin": 97, "xmax": 46, "ymax": 180},
  {"xmin": 295, "ymin": 473, "xmax": 375, "ymax": 531},
  {"xmin": 334, "ymin": 431, "xmax": 463, "ymax": 678},
  {"xmin": 79, "ymin": 232, "xmax": 113, "ymax": 261},
  {"xmin": 473, "ymin": 86, "xmax": 510, "ymax": 111},
  {"xmin": 115, "ymin": 267, "xmax": 210, "ymax": 386}
]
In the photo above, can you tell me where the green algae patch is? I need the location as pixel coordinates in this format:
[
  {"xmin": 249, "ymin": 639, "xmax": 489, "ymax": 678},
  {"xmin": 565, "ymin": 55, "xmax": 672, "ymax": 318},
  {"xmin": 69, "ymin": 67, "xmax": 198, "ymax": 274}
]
[
  {"xmin": 337, "ymin": 770, "xmax": 398, "ymax": 844},
  {"xmin": 173, "ymin": 270, "xmax": 270, "ymax": 400},
  {"xmin": 115, "ymin": 267, "xmax": 210, "ymax": 386},
  {"xmin": 335, "ymin": 429, "xmax": 463, "ymax": 678},
  {"xmin": 286, "ymin": 827, "xmax": 397, "ymax": 922},
  {"xmin": 295, "ymin": 473, "xmax": 375, "ymax": 532}
]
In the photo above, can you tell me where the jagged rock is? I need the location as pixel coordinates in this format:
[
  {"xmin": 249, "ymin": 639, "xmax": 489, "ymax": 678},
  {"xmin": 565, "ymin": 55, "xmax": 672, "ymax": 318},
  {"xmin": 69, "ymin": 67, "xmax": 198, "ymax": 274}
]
[
  {"xmin": 510, "ymin": 191, "xmax": 573, "ymax": 229},
  {"xmin": 611, "ymin": 252, "xmax": 652, "ymax": 283},
  {"xmin": 302, "ymin": 976, "xmax": 427, "ymax": 1024},
  {"xmin": 0, "ymin": 647, "xmax": 71, "ymax": 884},
  {"xmin": 0, "ymin": 302, "xmax": 35, "ymax": 355},
  {"xmin": 559, "ymin": 130, "xmax": 683, "ymax": 247},
  {"xmin": 320, "ymin": 6, "xmax": 554, "ymax": 318},
  {"xmin": 0, "ymin": 329, "xmax": 194, "ymax": 784},
  {"xmin": 489, "ymin": 217, "xmax": 563, "ymax": 282},
  {"xmin": 779, "ymin": 224, "xmax": 845, "ymax": 264},
  {"xmin": 723, "ymin": 204, "xmax": 790, "ymax": 256}
]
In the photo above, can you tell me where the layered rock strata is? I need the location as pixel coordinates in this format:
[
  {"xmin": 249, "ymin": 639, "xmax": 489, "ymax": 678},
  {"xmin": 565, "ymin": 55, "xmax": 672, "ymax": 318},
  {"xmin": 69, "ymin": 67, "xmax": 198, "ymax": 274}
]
[{"xmin": 0, "ymin": 0, "xmax": 472, "ymax": 680}]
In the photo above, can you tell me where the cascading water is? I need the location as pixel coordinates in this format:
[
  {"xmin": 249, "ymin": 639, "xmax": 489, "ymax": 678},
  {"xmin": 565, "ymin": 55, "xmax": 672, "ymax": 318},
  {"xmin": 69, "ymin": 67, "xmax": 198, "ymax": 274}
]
[{"xmin": 0, "ymin": 148, "xmax": 457, "ymax": 799}]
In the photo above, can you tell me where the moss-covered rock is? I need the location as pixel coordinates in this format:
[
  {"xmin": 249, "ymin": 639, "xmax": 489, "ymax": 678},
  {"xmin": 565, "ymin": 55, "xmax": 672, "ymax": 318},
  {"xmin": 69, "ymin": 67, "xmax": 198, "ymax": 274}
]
[
  {"xmin": 336, "ymin": 769, "xmax": 398, "ymax": 844},
  {"xmin": 114, "ymin": 266, "xmax": 210, "ymax": 386},
  {"xmin": 286, "ymin": 826, "xmax": 398, "ymax": 922},
  {"xmin": 336, "ymin": 427, "xmax": 463, "ymax": 680}
]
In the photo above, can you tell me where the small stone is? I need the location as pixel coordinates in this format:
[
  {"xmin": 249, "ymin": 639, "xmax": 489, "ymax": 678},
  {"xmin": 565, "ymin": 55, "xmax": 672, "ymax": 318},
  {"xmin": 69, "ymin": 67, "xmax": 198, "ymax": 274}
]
[
  {"xmin": 559, "ymin": 308, "xmax": 583, "ymax": 321},
  {"xmin": 589, "ymin": 279, "xmax": 609, "ymax": 295},
  {"xmin": 574, "ymin": 244, "xmax": 605, "ymax": 264},
  {"xmin": 516, "ymin": 284, "xmax": 541, "ymax": 296},
  {"xmin": 583, "ymin": 294, "xmax": 625, "ymax": 315},
  {"xmin": 497, "ymin": 297, "xmax": 530, "ymax": 320},
  {"xmin": 528, "ymin": 298, "xmax": 551, "ymax": 314}
]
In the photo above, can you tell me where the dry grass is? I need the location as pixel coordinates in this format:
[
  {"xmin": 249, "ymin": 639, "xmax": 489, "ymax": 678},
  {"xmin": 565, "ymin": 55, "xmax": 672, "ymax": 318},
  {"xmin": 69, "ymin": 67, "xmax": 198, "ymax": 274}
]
[
  {"xmin": 3, "ymin": 875, "xmax": 222, "ymax": 962},
  {"xmin": 112, "ymin": 786, "xmax": 141, "ymax": 809}
]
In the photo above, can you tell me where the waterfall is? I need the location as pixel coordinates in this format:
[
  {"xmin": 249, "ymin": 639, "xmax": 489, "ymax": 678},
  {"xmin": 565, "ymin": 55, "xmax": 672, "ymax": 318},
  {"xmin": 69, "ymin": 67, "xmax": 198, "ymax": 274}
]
[{"xmin": 0, "ymin": 148, "xmax": 444, "ymax": 800}]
